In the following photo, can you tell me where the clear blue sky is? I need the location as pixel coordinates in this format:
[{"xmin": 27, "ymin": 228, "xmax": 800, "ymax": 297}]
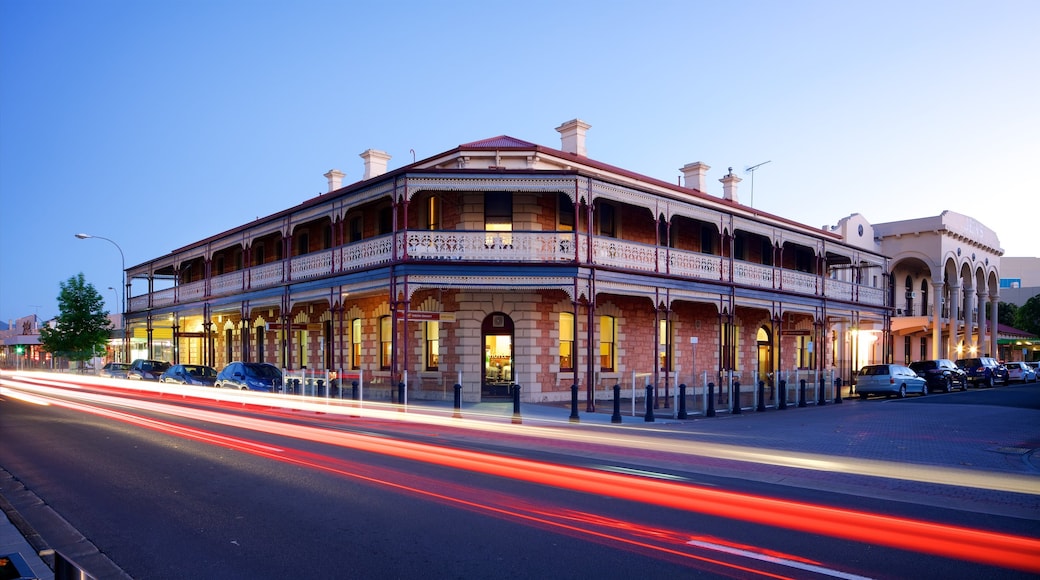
[{"xmin": 2, "ymin": 0, "xmax": 1037, "ymax": 324}]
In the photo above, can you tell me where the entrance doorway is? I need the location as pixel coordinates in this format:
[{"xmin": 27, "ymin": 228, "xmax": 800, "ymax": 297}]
[{"xmin": 482, "ymin": 312, "xmax": 514, "ymax": 398}]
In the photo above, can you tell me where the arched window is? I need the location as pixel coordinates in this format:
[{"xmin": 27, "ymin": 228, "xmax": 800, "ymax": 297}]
[{"xmin": 920, "ymin": 279, "xmax": 929, "ymax": 314}]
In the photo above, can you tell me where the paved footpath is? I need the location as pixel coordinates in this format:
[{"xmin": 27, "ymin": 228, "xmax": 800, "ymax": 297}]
[{"xmin": 2, "ymin": 383, "xmax": 1038, "ymax": 578}]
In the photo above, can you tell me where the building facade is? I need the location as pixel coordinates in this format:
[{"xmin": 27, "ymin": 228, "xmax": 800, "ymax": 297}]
[{"xmin": 122, "ymin": 120, "xmax": 891, "ymax": 405}]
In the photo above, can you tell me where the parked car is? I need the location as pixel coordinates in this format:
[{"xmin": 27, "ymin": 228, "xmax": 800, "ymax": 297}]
[
  {"xmin": 954, "ymin": 357, "xmax": 1009, "ymax": 388},
  {"xmin": 160, "ymin": 364, "xmax": 218, "ymax": 386},
  {"xmin": 1028, "ymin": 362, "xmax": 1040, "ymax": 375},
  {"xmin": 127, "ymin": 359, "xmax": 171, "ymax": 381},
  {"xmin": 99, "ymin": 362, "xmax": 131, "ymax": 379},
  {"xmin": 908, "ymin": 359, "xmax": 967, "ymax": 392},
  {"xmin": 856, "ymin": 364, "xmax": 929, "ymax": 399},
  {"xmin": 215, "ymin": 362, "xmax": 283, "ymax": 392},
  {"xmin": 1004, "ymin": 361, "xmax": 1037, "ymax": 383}
]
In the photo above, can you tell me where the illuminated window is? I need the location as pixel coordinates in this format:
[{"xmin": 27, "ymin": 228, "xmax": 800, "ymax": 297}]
[
  {"xmin": 599, "ymin": 315, "xmax": 616, "ymax": 372},
  {"xmin": 484, "ymin": 192, "xmax": 512, "ymax": 245},
  {"xmin": 351, "ymin": 318, "xmax": 361, "ymax": 370},
  {"xmin": 379, "ymin": 315, "xmax": 392, "ymax": 370},
  {"xmin": 560, "ymin": 312, "xmax": 574, "ymax": 371},
  {"xmin": 426, "ymin": 196, "xmax": 441, "ymax": 230},
  {"xmin": 558, "ymin": 194, "xmax": 574, "ymax": 231},
  {"xmin": 425, "ymin": 322, "xmax": 439, "ymax": 370},
  {"xmin": 659, "ymin": 319, "xmax": 672, "ymax": 371}
]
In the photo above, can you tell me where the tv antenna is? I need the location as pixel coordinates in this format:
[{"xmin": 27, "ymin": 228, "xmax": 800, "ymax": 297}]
[{"xmin": 744, "ymin": 160, "xmax": 772, "ymax": 208}]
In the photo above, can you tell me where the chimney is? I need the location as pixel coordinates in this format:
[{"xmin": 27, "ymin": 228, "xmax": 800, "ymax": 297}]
[
  {"xmin": 360, "ymin": 149, "xmax": 392, "ymax": 180},
  {"xmin": 323, "ymin": 169, "xmax": 345, "ymax": 192},
  {"xmin": 720, "ymin": 167, "xmax": 742, "ymax": 203},
  {"xmin": 555, "ymin": 119, "xmax": 591, "ymax": 156},
  {"xmin": 679, "ymin": 162, "xmax": 711, "ymax": 192}
]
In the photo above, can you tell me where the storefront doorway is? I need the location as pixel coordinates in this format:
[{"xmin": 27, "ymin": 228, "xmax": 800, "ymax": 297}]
[{"xmin": 482, "ymin": 312, "xmax": 514, "ymax": 398}]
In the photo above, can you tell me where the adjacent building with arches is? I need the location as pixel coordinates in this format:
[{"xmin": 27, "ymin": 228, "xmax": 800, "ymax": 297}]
[
  {"xmin": 876, "ymin": 212, "xmax": 1003, "ymax": 364},
  {"xmin": 121, "ymin": 120, "xmax": 900, "ymax": 406}
]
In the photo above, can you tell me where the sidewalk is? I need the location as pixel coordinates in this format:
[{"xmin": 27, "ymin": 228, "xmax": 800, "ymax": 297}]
[{"xmin": 0, "ymin": 488, "xmax": 51, "ymax": 580}]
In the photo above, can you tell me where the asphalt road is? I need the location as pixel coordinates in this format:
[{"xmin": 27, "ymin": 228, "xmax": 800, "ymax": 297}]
[{"xmin": 1, "ymin": 374, "xmax": 1038, "ymax": 579}]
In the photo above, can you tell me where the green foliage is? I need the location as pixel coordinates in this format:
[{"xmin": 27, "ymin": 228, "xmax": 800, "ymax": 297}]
[
  {"xmin": 39, "ymin": 273, "xmax": 113, "ymax": 361},
  {"xmin": 998, "ymin": 302, "xmax": 1018, "ymax": 327},
  {"xmin": 1015, "ymin": 294, "xmax": 1040, "ymax": 337}
]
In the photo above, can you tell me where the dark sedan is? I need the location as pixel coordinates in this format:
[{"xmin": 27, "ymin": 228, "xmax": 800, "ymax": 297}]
[
  {"xmin": 99, "ymin": 362, "xmax": 131, "ymax": 379},
  {"xmin": 909, "ymin": 359, "xmax": 967, "ymax": 393},
  {"xmin": 127, "ymin": 359, "xmax": 171, "ymax": 381},
  {"xmin": 159, "ymin": 364, "xmax": 218, "ymax": 386}
]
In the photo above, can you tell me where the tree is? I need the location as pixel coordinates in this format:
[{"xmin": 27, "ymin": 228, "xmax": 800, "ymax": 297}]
[
  {"xmin": 1015, "ymin": 293, "xmax": 1040, "ymax": 337},
  {"xmin": 998, "ymin": 302, "xmax": 1018, "ymax": 327},
  {"xmin": 39, "ymin": 273, "xmax": 113, "ymax": 363}
]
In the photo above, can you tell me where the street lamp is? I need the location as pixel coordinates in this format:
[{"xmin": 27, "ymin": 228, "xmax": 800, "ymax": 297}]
[{"xmin": 76, "ymin": 233, "xmax": 127, "ymax": 361}]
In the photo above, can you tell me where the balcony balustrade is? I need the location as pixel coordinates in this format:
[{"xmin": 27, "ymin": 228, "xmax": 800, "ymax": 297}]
[{"xmin": 127, "ymin": 230, "xmax": 885, "ymax": 311}]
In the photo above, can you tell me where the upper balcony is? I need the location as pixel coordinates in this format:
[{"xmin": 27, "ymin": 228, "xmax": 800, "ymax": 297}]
[{"xmin": 130, "ymin": 230, "xmax": 886, "ymax": 312}]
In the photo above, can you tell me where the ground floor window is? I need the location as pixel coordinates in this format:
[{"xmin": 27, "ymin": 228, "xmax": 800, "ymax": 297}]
[
  {"xmin": 351, "ymin": 318, "xmax": 361, "ymax": 370},
  {"xmin": 560, "ymin": 312, "xmax": 574, "ymax": 371},
  {"xmin": 379, "ymin": 316, "xmax": 392, "ymax": 370},
  {"xmin": 600, "ymin": 315, "xmax": 616, "ymax": 372},
  {"xmin": 425, "ymin": 321, "xmax": 439, "ymax": 370}
]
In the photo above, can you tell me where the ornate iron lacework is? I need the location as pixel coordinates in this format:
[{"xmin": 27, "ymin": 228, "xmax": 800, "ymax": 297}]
[
  {"xmin": 404, "ymin": 276, "xmax": 577, "ymax": 301},
  {"xmin": 405, "ymin": 177, "xmax": 578, "ymax": 201}
]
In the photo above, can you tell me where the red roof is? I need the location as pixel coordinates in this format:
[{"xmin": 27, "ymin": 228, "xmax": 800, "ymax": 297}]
[{"xmin": 460, "ymin": 135, "xmax": 537, "ymax": 149}]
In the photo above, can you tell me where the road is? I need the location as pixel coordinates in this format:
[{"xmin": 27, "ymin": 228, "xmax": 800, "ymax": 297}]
[{"xmin": 1, "ymin": 372, "xmax": 1039, "ymax": 579}]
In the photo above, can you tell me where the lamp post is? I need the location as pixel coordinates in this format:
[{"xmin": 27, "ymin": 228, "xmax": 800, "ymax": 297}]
[{"xmin": 76, "ymin": 233, "xmax": 127, "ymax": 361}]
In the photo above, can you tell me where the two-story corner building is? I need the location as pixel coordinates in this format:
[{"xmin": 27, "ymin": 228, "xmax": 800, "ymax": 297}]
[
  {"xmin": 875, "ymin": 211, "xmax": 1003, "ymax": 363},
  {"xmin": 122, "ymin": 120, "xmax": 890, "ymax": 406}
]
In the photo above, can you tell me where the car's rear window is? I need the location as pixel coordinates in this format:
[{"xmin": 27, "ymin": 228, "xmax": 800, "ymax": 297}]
[
  {"xmin": 910, "ymin": 361, "xmax": 936, "ymax": 371},
  {"xmin": 860, "ymin": 365, "xmax": 889, "ymax": 376}
]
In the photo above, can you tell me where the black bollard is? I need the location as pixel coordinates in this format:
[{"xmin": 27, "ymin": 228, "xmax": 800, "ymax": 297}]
[
  {"xmin": 778, "ymin": 379, "xmax": 788, "ymax": 410},
  {"xmin": 644, "ymin": 385, "xmax": 655, "ymax": 422},
  {"xmin": 834, "ymin": 378, "xmax": 843, "ymax": 404},
  {"xmin": 707, "ymin": 382, "xmax": 716, "ymax": 417},
  {"xmin": 818, "ymin": 377, "xmax": 827, "ymax": 406},
  {"xmin": 292, "ymin": 378, "xmax": 301, "ymax": 395},
  {"xmin": 351, "ymin": 380, "xmax": 359, "ymax": 400},
  {"xmin": 732, "ymin": 380, "xmax": 742, "ymax": 414},
  {"xmin": 511, "ymin": 384, "xmax": 522, "ymax": 424},
  {"xmin": 798, "ymin": 379, "xmax": 807, "ymax": 407},
  {"xmin": 398, "ymin": 381, "xmax": 406, "ymax": 405},
  {"xmin": 569, "ymin": 383, "xmax": 580, "ymax": 423},
  {"xmin": 611, "ymin": 384, "xmax": 622, "ymax": 424},
  {"xmin": 757, "ymin": 380, "xmax": 766, "ymax": 412},
  {"xmin": 453, "ymin": 383, "xmax": 462, "ymax": 418},
  {"xmin": 317, "ymin": 379, "xmax": 325, "ymax": 396},
  {"xmin": 677, "ymin": 383, "xmax": 688, "ymax": 419}
]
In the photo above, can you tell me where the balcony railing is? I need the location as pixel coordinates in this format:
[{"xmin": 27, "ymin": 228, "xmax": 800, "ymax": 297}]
[{"xmin": 128, "ymin": 230, "xmax": 885, "ymax": 311}]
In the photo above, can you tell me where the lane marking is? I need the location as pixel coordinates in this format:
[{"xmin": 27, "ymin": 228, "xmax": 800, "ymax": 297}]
[{"xmin": 687, "ymin": 539, "xmax": 874, "ymax": 579}]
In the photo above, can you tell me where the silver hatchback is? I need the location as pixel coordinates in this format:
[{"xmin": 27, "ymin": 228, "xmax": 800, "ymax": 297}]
[{"xmin": 856, "ymin": 364, "xmax": 929, "ymax": 399}]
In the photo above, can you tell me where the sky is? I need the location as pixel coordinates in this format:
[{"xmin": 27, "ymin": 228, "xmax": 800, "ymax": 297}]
[{"xmin": 1, "ymin": 0, "xmax": 1038, "ymax": 325}]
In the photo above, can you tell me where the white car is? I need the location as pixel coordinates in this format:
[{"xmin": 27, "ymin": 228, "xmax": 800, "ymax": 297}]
[{"xmin": 1004, "ymin": 361, "xmax": 1037, "ymax": 383}]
